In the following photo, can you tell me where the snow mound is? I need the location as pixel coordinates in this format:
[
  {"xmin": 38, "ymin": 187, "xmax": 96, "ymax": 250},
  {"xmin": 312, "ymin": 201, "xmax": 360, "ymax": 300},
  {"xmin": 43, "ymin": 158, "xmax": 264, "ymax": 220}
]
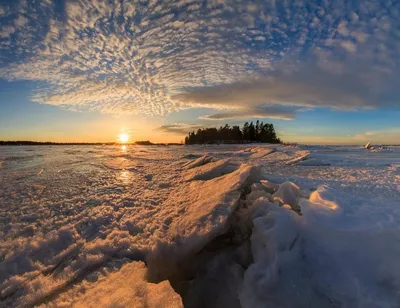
[
  {"xmin": 182, "ymin": 155, "xmax": 213, "ymax": 169},
  {"xmin": 308, "ymin": 185, "xmax": 340, "ymax": 211},
  {"xmin": 58, "ymin": 261, "xmax": 183, "ymax": 308},
  {"xmin": 240, "ymin": 200, "xmax": 301, "ymax": 307},
  {"xmin": 271, "ymin": 181, "xmax": 302, "ymax": 211},
  {"xmin": 184, "ymin": 158, "xmax": 232, "ymax": 181}
]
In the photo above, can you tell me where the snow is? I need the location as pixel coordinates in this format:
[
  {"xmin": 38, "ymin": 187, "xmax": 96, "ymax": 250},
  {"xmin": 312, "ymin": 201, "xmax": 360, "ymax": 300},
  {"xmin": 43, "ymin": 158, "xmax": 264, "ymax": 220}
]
[
  {"xmin": 182, "ymin": 154, "xmax": 213, "ymax": 169},
  {"xmin": 61, "ymin": 261, "xmax": 182, "ymax": 308},
  {"xmin": 183, "ymin": 158, "xmax": 231, "ymax": 181},
  {"xmin": 250, "ymin": 148, "xmax": 275, "ymax": 159},
  {"xmin": 271, "ymin": 181, "xmax": 302, "ymax": 211},
  {"xmin": 283, "ymin": 150, "xmax": 310, "ymax": 165},
  {"xmin": 296, "ymin": 158, "xmax": 330, "ymax": 166},
  {"xmin": 147, "ymin": 163, "xmax": 259, "ymax": 281},
  {"xmin": 1, "ymin": 144, "xmax": 400, "ymax": 307}
]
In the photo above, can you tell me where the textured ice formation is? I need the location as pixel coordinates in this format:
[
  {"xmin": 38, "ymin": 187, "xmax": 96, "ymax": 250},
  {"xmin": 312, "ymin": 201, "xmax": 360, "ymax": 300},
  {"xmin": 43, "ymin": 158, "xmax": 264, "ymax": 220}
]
[
  {"xmin": 271, "ymin": 181, "xmax": 302, "ymax": 211},
  {"xmin": 184, "ymin": 158, "xmax": 231, "ymax": 181},
  {"xmin": 182, "ymin": 155, "xmax": 213, "ymax": 169}
]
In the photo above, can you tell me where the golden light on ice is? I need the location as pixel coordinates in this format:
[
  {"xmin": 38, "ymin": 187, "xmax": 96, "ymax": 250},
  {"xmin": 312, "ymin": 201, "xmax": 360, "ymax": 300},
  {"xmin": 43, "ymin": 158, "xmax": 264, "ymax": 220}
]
[{"xmin": 119, "ymin": 133, "xmax": 129, "ymax": 143}]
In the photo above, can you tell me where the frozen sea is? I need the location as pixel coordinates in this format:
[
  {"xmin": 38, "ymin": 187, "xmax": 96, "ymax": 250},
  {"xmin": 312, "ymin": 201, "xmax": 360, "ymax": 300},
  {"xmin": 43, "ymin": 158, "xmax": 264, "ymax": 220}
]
[{"xmin": 0, "ymin": 144, "xmax": 399, "ymax": 307}]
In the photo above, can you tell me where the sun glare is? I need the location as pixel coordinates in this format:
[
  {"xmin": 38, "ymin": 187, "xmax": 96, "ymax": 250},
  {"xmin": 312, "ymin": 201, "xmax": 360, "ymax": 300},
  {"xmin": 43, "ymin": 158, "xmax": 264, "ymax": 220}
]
[{"xmin": 119, "ymin": 133, "xmax": 129, "ymax": 143}]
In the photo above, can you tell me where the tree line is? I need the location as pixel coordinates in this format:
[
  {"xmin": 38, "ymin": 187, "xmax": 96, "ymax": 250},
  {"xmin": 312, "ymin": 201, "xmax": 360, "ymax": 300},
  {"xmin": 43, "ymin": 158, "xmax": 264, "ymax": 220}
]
[{"xmin": 185, "ymin": 121, "xmax": 281, "ymax": 144}]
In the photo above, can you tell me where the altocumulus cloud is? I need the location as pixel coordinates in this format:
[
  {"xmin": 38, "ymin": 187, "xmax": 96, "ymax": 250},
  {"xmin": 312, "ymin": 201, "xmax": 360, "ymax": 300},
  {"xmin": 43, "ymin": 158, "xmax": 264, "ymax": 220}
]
[
  {"xmin": 155, "ymin": 123, "xmax": 205, "ymax": 134},
  {"xmin": 0, "ymin": 0, "xmax": 399, "ymax": 118},
  {"xmin": 200, "ymin": 105, "xmax": 297, "ymax": 121}
]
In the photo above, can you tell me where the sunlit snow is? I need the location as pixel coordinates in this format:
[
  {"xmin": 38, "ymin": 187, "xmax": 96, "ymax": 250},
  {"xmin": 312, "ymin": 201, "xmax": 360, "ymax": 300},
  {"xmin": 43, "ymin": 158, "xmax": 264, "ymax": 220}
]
[{"xmin": 0, "ymin": 144, "xmax": 399, "ymax": 307}]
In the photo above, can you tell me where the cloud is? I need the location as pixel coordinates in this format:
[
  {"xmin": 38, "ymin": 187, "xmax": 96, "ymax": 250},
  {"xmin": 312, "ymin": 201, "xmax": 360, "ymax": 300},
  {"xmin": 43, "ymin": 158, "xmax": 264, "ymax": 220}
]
[
  {"xmin": 200, "ymin": 106, "xmax": 296, "ymax": 120},
  {"xmin": 0, "ymin": 0, "xmax": 399, "ymax": 117},
  {"xmin": 340, "ymin": 40, "xmax": 357, "ymax": 53},
  {"xmin": 173, "ymin": 59, "xmax": 398, "ymax": 111},
  {"xmin": 155, "ymin": 123, "xmax": 205, "ymax": 135}
]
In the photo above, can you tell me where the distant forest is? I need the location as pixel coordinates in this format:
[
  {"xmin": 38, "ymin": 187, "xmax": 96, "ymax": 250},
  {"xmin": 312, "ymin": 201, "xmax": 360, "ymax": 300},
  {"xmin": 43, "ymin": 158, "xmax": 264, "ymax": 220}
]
[{"xmin": 185, "ymin": 121, "xmax": 281, "ymax": 144}]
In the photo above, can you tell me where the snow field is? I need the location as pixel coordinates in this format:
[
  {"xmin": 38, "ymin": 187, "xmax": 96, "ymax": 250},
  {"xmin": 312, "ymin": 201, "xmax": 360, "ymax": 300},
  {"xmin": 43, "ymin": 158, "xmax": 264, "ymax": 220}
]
[{"xmin": 0, "ymin": 144, "xmax": 399, "ymax": 307}]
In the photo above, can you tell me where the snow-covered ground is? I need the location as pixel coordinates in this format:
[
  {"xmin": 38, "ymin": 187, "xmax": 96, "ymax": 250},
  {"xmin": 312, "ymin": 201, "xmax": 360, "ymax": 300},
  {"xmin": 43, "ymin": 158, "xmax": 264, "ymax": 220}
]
[{"xmin": 0, "ymin": 144, "xmax": 399, "ymax": 307}]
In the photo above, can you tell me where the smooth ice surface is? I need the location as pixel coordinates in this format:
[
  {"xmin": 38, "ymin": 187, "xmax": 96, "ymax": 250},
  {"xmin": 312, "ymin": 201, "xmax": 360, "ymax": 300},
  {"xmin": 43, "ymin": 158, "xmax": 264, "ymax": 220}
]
[{"xmin": 1, "ymin": 144, "xmax": 399, "ymax": 307}]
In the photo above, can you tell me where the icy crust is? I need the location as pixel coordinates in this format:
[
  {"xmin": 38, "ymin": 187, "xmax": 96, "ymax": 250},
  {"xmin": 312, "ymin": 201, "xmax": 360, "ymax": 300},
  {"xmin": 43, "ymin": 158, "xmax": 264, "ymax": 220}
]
[
  {"xmin": 48, "ymin": 261, "xmax": 183, "ymax": 308},
  {"xmin": 182, "ymin": 154, "xmax": 213, "ymax": 169},
  {"xmin": 172, "ymin": 164, "xmax": 255, "ymax": 245},
  {"xmin": 284, "ymin": 150, "xmax": 310, "ymax": 165},
  {"xmin": 147, "ymin": 164, "xmax": 258, "ymax": 281},
  {"xmin": 250, "ymin": 148, "xmax": 275, "ymax": 159},
  {"xmin": 183, "ymin": 158, "xmax": 232, "ymax": 181}
]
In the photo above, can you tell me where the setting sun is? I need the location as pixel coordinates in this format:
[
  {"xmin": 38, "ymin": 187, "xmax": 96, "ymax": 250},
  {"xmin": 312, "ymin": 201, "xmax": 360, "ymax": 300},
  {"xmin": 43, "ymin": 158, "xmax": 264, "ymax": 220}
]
[{"xmin": 119, "ymin": 133, "xmax": 129, "ymax": 143}]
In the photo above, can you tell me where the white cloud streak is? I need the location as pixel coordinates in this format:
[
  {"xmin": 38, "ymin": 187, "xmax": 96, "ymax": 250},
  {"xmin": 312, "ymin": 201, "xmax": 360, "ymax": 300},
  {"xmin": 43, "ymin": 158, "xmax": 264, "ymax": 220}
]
[
  {"xmin": 155, "ymin": 123, "xmax": 205, "ymax": 134},
  {"xmin": 200, "ymin": 106, "xmax": 296, "ymax": 120}
]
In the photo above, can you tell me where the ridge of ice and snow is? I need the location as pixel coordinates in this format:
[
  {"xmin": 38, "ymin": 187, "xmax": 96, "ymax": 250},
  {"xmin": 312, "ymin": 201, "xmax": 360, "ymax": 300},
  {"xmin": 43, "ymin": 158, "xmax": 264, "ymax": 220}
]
[
  {"xmin": 147, "ymin": 163, "xmax": 259, "ymax": 282},
  {"xmin": 183, "ymin": 158, "xmax": 232, "ymax": 181},
  {"xmin": 51, "ymin": 261, "xmax": 183, "ymax": 308}
]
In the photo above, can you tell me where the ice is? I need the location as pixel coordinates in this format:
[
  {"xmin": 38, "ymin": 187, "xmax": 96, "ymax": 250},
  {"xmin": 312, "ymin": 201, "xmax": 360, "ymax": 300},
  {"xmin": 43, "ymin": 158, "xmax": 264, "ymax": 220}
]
[
  {"xmin": 49, "ymin": 261, "xmax": 183, "ymax": 307},
  {"xmin": 184, "ymin": 158, "xmax": 231, "ymax": 181},
  {"xmin": 147, "ymin": 164, "xmax": 259, "ymax": 281},
  {"xmin": 182, "ymin": 154, "xmax": 213, "ymax": 169},
  {"xmin": 172, "ymin": 164, "xmax": 256, "ymax": 241},
  {"xmin": 250, "ymin": 148, "xmax": 275, "ymax": 159},
  {"xmin": 308, "ymin": 185, "xmax": 340, "ymax": 211},
  {"xmin": 271, "ymin": 181, "xmax": 302, "ymax": 211},
  {"xmin": 240, "ymin": 200, "xmax": 302, "ymax": 308},
  {"xmin": 260, "ymin": 179, "xmax": 279, "ymax": 193},
  {"xmin": 1, "ymin": 144, "xmax": 400, "ymax": 307},
  {"xmin": 296, "ymin": 158, "xmax": 330, "ymax": 166},
  {"xmin": 284, "ymin": 150, "xmax": 310, "ymax": 165}
]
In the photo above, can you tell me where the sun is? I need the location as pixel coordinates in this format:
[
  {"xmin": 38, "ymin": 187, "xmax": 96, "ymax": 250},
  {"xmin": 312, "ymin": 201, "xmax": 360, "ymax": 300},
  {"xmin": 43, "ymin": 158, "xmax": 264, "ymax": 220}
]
[{"xmin": 119, "ymin": 133, "xmax": 129, "ymax": 143}]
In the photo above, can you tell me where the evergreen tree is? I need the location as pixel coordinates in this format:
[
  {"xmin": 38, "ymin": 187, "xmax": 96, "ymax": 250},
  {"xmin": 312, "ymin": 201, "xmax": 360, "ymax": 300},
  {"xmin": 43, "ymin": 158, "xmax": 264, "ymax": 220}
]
[
  {"xmin": 242, "ymin": 122, "xmax": 250, "ymax": 142},
  {"xmin": 255, "ymin": 120, "xmax": 260, "ymax": 141},
  {"xmin": 184, "ymin": 121, "xmax": 281, "ymax": 144},
  {"xmin": 248, "ymin": 122, "xmax": 256, "ymax": 142}
]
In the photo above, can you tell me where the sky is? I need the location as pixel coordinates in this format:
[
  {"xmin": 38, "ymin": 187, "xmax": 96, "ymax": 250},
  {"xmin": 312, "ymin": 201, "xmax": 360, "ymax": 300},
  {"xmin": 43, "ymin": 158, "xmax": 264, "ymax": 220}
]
[{"xmin": 0, "ymin": 0, "xmax": 399, "ymax": 144}]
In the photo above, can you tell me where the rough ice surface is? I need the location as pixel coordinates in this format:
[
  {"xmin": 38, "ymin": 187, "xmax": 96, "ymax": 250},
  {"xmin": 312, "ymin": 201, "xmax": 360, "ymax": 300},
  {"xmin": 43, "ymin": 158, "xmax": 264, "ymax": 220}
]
[
  {"xmin": 1, "ymin": 144, "xmax": 400, "ymax": 307},
  {"xmin": 183, "ymin": 158, "xmax": 231, "ymax": 181},
  {"xmin": 44, "ymin": 261, "xmax": 182, "ymax": 308}
]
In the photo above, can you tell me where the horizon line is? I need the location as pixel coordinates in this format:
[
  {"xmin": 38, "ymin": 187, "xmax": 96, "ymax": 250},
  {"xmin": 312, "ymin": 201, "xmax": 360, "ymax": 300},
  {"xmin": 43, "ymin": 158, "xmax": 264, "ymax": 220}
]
[{"xmin": 1, "ymin": 140, "xmax": 399, "ymax": 147}]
